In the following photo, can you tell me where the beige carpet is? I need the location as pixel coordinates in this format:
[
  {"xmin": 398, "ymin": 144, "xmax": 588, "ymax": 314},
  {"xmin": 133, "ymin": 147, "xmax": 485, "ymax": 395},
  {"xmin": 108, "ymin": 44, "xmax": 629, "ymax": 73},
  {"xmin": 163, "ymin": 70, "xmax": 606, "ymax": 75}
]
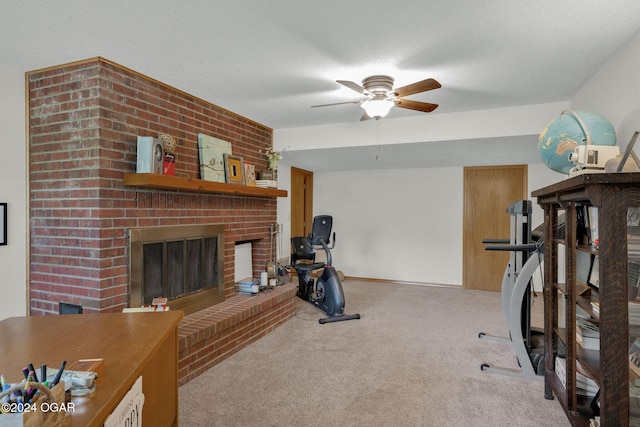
[{"xmin": 179, "ymin": 279, "xmax": 570, "ymax": 427}]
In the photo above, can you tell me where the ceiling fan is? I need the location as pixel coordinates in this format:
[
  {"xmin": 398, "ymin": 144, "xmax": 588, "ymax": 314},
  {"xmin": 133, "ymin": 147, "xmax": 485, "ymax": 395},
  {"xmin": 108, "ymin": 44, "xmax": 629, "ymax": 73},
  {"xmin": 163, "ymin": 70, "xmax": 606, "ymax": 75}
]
[{"xmin": 312, "ymin": 75, "xmax": 441, "ymax": 120}]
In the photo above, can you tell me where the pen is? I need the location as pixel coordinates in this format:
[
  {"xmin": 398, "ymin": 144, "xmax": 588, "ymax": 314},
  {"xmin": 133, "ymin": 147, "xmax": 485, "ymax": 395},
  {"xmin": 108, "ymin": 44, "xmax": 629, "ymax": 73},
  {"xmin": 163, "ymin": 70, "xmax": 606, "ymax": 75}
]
[
  {"xmin": 24, "ymin": 374, "xmax": 32, "ymax": 399},
  {"xmin": 40, "ymin": 364, "xmax": 47, "ymax": 385},
  {"xmin": 28, "ymin": 363, "xmax": 38, "ymax": 383},
  {"xmin": 50, "ymin": 360, "xmax": 66, "ymax": 387}
]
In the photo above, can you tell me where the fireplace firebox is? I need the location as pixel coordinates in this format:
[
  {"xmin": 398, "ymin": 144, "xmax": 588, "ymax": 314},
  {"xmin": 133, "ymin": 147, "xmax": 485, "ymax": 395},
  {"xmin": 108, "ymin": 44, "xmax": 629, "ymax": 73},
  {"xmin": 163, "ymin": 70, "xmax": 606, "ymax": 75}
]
[{"xmin": 129, "ymin": 224, "xmax": 225, "ymax": 314}]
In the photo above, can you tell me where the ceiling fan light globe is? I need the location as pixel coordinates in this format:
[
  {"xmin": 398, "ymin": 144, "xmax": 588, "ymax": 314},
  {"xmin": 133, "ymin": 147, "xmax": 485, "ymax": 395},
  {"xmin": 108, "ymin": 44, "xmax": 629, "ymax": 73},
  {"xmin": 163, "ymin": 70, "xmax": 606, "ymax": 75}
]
[{"xmin": 361, "ymin": 99, "xmax": 394, "ymax": 119}]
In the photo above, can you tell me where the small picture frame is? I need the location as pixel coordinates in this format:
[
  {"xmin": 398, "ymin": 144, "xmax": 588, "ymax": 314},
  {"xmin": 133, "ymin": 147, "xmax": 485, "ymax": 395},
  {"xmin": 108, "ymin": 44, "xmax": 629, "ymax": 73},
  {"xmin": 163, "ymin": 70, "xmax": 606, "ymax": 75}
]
[
  {"xmin": 0, "ymin": 203, "xmax": 6, "ymax": 245},
  {"xmin": 244, "ymin": 162, "xmax": 256, "ymax": 186},
  {"xmin": 259, "ymin": 170, "xmax": 275, "ymax": 180},
  {"xmin": 224, "ymin": 154, "xmax": 245, "ymax": 185}
]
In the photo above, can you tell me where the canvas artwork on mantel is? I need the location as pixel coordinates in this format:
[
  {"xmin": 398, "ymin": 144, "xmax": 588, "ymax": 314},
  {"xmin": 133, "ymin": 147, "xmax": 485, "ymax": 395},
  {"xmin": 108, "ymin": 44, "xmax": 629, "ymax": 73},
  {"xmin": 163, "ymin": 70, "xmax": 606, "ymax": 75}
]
[{"xmin": 197, "ymin": 134, "xmax": 232, "ymax": 182}]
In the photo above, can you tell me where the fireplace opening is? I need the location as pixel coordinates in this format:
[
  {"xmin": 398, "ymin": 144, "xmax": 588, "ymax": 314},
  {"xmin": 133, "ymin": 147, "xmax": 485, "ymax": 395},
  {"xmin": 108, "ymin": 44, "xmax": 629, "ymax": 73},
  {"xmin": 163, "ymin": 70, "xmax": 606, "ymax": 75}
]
[{"xmin": 129, "ymin": 224, "xmax": 225, "ymax": 315}]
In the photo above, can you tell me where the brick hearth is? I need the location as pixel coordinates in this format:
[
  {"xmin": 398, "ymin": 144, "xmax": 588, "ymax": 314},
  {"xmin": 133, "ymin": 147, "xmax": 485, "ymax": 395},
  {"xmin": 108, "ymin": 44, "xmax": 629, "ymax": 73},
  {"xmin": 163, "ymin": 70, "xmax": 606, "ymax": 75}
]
[
  {"xmin": 27, "ymin": 57, "xmax": 295, "ymax": 384},
  {"xmin": 178, "ymin": 282, "xmax": 296, "ymax": 385}
]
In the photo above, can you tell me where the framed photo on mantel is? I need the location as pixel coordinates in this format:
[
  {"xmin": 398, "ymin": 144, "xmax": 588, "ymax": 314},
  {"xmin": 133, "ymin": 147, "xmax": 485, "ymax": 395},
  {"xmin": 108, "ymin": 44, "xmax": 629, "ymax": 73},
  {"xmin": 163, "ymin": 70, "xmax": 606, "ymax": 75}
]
[
  {"xmin": 224, "ymin": 154, "xmax": 245, "ymax": 185},
  {"xmin": 197, "ymin": 133, "xmax": 231, "ymax": 183},
  {"xmin": 259, "ymin": 170, "xmax": 275, "ymax": 180},
  {"xmin": 244, "ymin": 162, "xmax": 256, "ymax": 186}
]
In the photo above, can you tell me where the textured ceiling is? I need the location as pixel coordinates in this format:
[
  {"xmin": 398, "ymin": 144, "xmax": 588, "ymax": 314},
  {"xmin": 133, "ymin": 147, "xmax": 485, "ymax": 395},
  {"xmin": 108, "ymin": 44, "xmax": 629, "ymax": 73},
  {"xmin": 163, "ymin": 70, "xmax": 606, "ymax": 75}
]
[{"xmin": 2, "ymin": 1, "xmax": 640, "ymax": 131}]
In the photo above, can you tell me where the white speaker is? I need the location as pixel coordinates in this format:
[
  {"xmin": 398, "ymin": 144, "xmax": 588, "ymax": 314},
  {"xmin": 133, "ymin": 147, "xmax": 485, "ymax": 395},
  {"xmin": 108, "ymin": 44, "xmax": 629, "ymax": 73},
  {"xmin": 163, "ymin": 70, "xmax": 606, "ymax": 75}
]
[{"xmin": 136, "ymin": 136, "xmax": 164, "ymax": 174}]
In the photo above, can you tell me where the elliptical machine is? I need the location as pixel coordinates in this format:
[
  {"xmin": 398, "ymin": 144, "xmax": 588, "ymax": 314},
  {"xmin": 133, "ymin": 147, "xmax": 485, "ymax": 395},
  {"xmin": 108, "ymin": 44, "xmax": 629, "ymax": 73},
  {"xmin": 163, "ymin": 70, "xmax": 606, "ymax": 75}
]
[
  {"xmin": 290, "ymin": 215, "xmax": 360, "ymax": 324},
  {"xmin": 479, "ymin": 200, "xmax": 546, "ymax": 381}
]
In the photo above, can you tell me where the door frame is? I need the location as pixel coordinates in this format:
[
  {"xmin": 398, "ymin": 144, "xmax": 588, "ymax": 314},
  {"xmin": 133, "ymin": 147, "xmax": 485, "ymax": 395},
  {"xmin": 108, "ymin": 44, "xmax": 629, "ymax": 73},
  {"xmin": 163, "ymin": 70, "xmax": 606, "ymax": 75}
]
[{"xmin": 290, "ymin": 166, "xmax": 313, "ymax": 238}]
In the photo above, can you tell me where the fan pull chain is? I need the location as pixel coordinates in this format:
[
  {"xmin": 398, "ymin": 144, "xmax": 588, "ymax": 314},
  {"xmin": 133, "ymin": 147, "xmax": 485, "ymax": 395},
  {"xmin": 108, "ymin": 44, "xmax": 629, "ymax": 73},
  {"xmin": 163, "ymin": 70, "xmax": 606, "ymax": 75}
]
[{"xmin": 376, "ymin": 119, "xmax": 381, "ymax": 161}]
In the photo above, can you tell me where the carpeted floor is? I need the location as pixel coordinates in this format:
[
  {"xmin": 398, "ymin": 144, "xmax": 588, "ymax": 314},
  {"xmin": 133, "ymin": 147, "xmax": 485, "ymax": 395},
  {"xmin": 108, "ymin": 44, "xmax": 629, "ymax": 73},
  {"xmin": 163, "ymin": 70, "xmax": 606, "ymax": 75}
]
[{"xmin": 179, "ymin": 279, "xmax": 570, "ymax": 426}]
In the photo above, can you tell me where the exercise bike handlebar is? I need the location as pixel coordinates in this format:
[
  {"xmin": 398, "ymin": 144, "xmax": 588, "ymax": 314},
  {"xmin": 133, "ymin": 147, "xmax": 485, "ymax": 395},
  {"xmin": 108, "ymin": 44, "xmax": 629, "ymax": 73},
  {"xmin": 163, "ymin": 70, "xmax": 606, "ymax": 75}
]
[{"xmin": 314, "ymin": 232, "xmax": 336, "ymax": 267}]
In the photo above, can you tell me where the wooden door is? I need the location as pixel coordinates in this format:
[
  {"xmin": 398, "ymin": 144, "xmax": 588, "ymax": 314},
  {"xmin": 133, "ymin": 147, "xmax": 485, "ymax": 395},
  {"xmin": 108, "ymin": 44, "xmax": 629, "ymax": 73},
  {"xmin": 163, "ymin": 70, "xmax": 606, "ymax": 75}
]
[
  {"xmin": 463, "ymin": 165, "xmax": 527, "ymax": 291},
  {"xmin": 290, "ymin": 167, "xmax": 313, "ymax": 238}
]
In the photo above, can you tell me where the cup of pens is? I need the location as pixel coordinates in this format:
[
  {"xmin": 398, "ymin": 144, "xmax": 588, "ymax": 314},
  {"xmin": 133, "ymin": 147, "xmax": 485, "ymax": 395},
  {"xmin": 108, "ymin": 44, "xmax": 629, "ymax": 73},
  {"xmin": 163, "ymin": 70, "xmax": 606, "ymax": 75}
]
[{"xmin": 0, "ymin": 361, "xmax": 70, "ymax": 426}]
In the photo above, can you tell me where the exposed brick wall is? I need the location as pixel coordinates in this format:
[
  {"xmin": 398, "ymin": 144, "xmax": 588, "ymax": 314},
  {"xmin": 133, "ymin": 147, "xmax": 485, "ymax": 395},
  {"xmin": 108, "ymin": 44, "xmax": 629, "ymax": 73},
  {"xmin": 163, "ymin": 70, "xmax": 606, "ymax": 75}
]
[{"xmin": 28, "ymin": 57, "xmax": 278, "ymax": 315}]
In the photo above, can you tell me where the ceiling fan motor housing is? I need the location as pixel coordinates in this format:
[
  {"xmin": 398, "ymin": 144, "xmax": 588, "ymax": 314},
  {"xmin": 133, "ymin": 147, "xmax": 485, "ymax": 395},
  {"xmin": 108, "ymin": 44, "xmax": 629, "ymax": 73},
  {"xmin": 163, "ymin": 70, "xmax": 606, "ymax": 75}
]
[{"xmin": 362, "ymin": 75, "xmax": 394, "ymax": 96}]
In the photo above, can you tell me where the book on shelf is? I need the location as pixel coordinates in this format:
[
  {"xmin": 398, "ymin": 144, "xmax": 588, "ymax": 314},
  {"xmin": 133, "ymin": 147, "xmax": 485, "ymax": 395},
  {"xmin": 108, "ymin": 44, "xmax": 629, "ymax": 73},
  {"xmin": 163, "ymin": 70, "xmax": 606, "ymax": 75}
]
[
  {"xmin": 555, "ymin": 357, "xmax": 599, "ymax": 397},
  {"xmin": 630, "ymin": 234, "xmax": 640, "ymax": 261},
  {"xmin": 577, "ymin": 204, "xmax": 590, "ymax": 246},
  {"xmin": 234, "ymin": 277, "xmax": 260, "ymax": 295},
  {"xmin": 631, "ymin": 348, "xmax": 640, "ymax": 377},
  {"xmin": 587, "ymin": 206, "xmax": 599, "ymax": 249},
  {"xmin": 577, "ymin": 316, "xmax": 600, "ymax": 350},
  {"xmin": 590, "ymin": 301, "xmax": 600, "ymax": 318},
  {"xmin": 630, "ymin": 208, "xmax": 640, "ymax": 262},
  {"xmin": 629, "ymin": 207, "xmax": 640, "ymax": 227},
  {"xmin": 630, "ymin": 380, "xmax": 640, "ymax": 422},
  {"xmin": 576, "ymin": 359, "xmax": 599, "ymax": 397},
  {"xmin": 588, "ymin": 255, "xmax": 600, "ymax": 289},
  {"xmin": 255, "ymin": 179, "xmax": 277, "ymax": 188},
  {"xmin": 631, "ymin": 301, "xmax": 640, "ymax": 326},
  {"xmin": 555, "ymin": 356, "xmax": 567, "ymax": 388},
  {"xmin": 630, "ymin": 261, "xmax": 640, "ymax": 301}
]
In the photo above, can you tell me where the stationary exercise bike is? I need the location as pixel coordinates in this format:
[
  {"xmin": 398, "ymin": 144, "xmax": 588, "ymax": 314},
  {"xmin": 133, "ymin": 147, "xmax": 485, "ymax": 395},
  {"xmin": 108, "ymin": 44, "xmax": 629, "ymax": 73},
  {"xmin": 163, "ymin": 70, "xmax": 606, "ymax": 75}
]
[{"xmin": 290, "ymin": 215, "xmax": 360, "ymax": 324}]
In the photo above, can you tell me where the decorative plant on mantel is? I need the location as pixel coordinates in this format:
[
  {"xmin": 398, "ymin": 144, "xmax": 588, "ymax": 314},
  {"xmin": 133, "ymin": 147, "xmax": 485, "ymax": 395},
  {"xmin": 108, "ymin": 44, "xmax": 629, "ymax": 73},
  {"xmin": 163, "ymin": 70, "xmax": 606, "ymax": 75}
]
[
  {"xmin": 260, "ymin": 148, "xmax": 282, "ymax": 171},
  {"xmin": 158, "ymin": 133, "xmax": 178, "ymax": 175}
]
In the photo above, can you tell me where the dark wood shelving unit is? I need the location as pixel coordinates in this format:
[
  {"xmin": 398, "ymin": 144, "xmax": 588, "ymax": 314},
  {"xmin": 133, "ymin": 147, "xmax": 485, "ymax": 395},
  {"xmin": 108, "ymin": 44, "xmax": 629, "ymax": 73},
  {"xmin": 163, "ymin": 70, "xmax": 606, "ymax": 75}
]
[
  {"xmin": 123, "ymin": 173, "xmax": 288, "ymax": 198},
  {"xmin": 533, "ymin": 173, "xmax": 640, "ymax": 426}
]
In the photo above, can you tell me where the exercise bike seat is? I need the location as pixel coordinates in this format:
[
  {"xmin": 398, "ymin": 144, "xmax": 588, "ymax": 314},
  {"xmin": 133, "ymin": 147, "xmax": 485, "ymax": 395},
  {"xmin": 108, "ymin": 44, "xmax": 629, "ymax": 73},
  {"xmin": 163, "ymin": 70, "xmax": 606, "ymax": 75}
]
[
  {"xmin": 294, "ymin": 262, "xmax": 326, "ymax": 272},
  {"xmin": 291, "ymin": 236, "xmax": 315, "ymax": 262},
  {"xmin": 291, "ymin": 236, "xmax": 325, "ymax": 272}
]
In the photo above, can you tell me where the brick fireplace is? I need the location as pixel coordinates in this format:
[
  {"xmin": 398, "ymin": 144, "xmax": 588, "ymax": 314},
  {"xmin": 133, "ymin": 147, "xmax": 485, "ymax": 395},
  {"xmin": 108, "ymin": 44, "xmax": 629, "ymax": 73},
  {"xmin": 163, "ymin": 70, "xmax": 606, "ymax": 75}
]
[
  {"xmin": 28, "ymin": 57, "xmax": 281, "ymax": 315},
  {"xmin": 28, "ymin": 57, "xmax": 298, "ymax": 383}
]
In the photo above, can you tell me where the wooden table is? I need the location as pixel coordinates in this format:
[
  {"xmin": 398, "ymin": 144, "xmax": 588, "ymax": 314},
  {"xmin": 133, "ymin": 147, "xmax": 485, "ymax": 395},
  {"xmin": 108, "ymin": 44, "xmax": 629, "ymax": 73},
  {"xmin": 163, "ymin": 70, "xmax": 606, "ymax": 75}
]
[{"xmin": 0, "ymin": 311, "xmax": 183, "ymax": 427}]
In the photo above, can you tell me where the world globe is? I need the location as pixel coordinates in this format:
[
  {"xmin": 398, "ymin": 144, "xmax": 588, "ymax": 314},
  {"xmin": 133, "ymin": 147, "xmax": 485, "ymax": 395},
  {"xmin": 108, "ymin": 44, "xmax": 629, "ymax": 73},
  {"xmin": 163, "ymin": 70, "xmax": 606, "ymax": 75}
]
[{"xmin": 538, "ymin": 110, "xmax": 617, "ymax": 174}]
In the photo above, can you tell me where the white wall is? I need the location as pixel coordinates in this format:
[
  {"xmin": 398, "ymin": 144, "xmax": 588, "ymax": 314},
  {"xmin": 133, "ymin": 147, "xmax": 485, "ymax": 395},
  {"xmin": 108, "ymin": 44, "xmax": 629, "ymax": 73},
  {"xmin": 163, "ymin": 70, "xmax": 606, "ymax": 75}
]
[
  {"xmin": 309, "ymin": 165, "xmax": 561, "ymax": 285},
  {"xmin": 313, "ymin": 167, "xmax": 463, "ymax": 284},
  {"xmin": 571, "ymin": 28, "xmax": 640, "ymax": 147},
  {"xmin": 277, "ymin": 161, "xmax": 561, "ymax": 286},
  {"xmin": 0, "ymin": 64, "xmax": 27, "ymax": 320}
]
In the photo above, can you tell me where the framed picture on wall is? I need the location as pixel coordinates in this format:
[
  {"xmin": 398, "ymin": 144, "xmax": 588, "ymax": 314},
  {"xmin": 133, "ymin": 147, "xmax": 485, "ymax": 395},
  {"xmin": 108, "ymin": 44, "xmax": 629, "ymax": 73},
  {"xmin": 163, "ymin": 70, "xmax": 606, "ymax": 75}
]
[
  {"xmin": 0, "ymin": 203, "xmax": 6, "ymax": 245},
  {"xmin": 224, "ymin": 154, "xmax": 245, "ymax": 185}
]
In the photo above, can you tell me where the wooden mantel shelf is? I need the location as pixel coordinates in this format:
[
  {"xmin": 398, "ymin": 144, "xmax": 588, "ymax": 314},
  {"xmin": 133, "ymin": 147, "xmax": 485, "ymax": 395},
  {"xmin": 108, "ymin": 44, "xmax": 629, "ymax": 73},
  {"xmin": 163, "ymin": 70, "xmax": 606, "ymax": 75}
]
[{"xmin": 123, "ymin": 173, "xmax": 288, "ymax": 198}]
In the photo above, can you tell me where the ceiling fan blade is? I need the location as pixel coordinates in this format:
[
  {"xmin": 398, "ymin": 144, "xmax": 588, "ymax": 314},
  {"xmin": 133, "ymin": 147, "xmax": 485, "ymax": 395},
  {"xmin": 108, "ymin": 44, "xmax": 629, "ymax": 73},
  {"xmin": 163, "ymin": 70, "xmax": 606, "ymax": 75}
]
[
  {"xmin": 337, "ymin": 80, "xmax": 367, "ymax": 94},
  {"xmin": 395, "ymin": 99, "xmax": 439, "ymax": 113},
  {"xmin": 311, "ymin": 100, "xmax": 364, "ymax": 108},
  {"xmin": 393, "ymin": 78, "xmax": 441, "ymax": 98}
]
